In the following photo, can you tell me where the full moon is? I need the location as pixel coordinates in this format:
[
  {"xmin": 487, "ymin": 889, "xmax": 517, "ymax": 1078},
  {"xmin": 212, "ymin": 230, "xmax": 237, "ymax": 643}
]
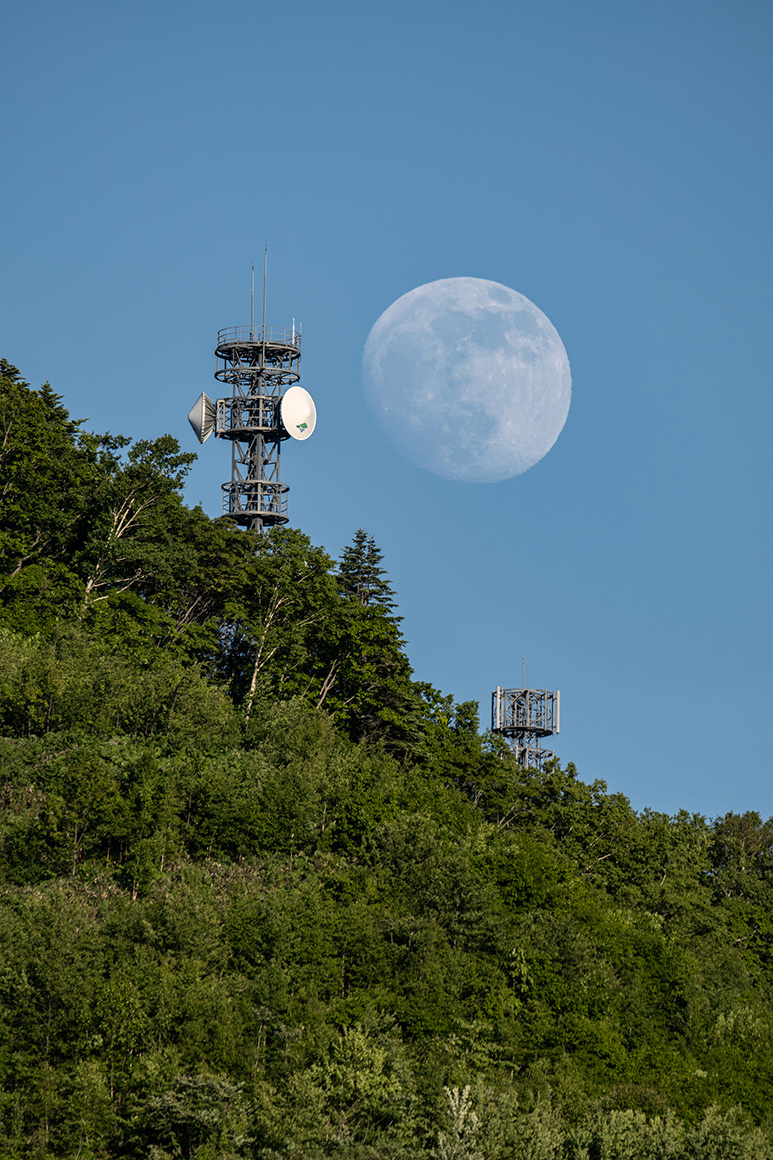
[{"xmin": 362, "ymin": 277, "xmax": 571, "ymax": 483}]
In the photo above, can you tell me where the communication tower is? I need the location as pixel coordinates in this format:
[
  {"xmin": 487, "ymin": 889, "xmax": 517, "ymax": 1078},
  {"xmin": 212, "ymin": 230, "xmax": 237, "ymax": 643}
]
[
  {"xmin": 187, "ymin": 255, "xmax": 316, "ymax": 532},
  {"xmin": 492, "ymin": 667, "xmax": 560, "ymax": 768}
]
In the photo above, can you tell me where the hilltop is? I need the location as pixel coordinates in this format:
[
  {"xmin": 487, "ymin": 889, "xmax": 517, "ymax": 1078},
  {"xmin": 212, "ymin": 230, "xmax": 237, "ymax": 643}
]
[{"xmin": 1, "ymin": 360, "xmax": 772, "ymax": 1158}]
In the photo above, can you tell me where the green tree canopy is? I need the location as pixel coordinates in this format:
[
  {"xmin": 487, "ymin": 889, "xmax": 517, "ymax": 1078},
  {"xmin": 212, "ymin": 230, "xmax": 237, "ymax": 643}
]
[{"xmin": 1, "ymin": 363, "xmax": 772, "ymax": 1159}]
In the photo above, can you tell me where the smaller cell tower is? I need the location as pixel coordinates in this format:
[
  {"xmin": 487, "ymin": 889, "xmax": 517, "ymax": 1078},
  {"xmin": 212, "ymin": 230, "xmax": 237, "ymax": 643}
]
[
  {"xmin": 187, "ymin": 253, "xmax": 316, "ymax": 532},
  {"xmin": 492, "ymin": 663, "xmax": 560, "ymax": 768}
]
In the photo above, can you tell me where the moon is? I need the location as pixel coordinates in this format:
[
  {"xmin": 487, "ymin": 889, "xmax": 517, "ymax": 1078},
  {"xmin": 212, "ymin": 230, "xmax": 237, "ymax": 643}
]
[{"xmin": 361, "ymin": 277, "xmax": 571, "ymax": 483}]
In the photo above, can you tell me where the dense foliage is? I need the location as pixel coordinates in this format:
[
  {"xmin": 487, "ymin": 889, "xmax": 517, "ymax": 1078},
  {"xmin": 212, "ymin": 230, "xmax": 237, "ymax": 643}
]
[{"xmin": 1, "ymin": 361, "xmax": 772, "ymax": 1158}]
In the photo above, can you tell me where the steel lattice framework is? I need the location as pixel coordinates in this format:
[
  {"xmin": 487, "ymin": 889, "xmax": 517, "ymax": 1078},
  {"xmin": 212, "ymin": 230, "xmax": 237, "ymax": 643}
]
[
  {"xmin": 491, "ymin": 685, "xmax": 560, "ymax": 769},
  {"xmin": 214, "ymin": 324, "xmax": 301, "ymax": 531}
]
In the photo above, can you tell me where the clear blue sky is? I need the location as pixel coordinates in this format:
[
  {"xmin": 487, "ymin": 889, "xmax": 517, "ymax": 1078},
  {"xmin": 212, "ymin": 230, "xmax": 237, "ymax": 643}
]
[{"xmin": 3, "ymin": 0, "xmax": 771, "ymax": 819}]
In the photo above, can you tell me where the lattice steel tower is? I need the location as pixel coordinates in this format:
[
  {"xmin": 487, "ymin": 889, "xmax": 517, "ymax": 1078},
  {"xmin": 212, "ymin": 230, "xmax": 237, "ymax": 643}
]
[
  {"xmin": 492, "ymin": 672, "xmax": 560, "ymax": 769},
  {"xmin": 187, "ymin": 256, "xmax": 316, "ymax": 532}
]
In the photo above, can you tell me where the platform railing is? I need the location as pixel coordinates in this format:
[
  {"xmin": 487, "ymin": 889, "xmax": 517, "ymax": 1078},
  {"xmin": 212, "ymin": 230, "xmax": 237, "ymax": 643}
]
[{"xmin": 216, "ymin": 325, "xmax": 301, "ymax": 348}]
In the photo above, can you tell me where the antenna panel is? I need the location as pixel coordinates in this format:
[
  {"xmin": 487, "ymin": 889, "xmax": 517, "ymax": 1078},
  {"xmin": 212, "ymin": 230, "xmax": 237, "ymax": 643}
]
[{"xmin": 188, "ymin": 392, "xmax": 216, "ymax": 443}]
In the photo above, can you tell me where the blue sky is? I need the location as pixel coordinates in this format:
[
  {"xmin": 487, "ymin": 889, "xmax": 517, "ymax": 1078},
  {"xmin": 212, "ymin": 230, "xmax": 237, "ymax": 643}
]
[{"xmin": 3, "ymin": 0, "xmax": 771, "ymax": 819}]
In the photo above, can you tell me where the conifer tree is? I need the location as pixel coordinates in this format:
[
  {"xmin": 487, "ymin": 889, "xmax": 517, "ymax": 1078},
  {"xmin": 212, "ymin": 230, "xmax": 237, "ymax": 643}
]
[
  {"xmin": 308, "ymin": 529, "xmax": 418, "ymax": 748},
  {"xmin": 337, "ymin": 527, "xmax": 398, "ymax": 611}
]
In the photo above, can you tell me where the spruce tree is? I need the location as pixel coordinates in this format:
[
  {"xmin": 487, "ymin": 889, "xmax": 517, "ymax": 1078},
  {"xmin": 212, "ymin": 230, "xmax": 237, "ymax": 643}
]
[{"xmin": 337, "ymin": 528, "xmax": 398, "ymax": 612}]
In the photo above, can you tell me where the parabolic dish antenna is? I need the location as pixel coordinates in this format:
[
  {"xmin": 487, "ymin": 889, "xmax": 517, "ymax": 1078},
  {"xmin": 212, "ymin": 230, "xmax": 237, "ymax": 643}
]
[
  {"xmin": 280, "ymin": 385, "xmax": 317, "ymax": 441},
  {"xmin": 187, "ymin": 392, "xmax": 216, "ymax": 444}
]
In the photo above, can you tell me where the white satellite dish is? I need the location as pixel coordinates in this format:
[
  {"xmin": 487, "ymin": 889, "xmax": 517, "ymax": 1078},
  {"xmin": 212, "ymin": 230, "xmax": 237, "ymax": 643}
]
[
  {"xmin": 280, "ymin": 386, "xmax": 316, "ymax": 441},
  {"xmin": 188, "ymin": 392, "xmax": 216, "ymax": 443}
]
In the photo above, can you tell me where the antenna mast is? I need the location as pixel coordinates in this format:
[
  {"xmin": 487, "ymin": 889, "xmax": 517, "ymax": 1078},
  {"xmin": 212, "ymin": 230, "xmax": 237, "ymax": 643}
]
[
  {"xmin": 187, "ymin": 257, "xmax": 317, "ymax": 532},
  {"xmin": 492, "ymin": 673, "xmax": 560, "ymax": 769},
  {"xmin": 262, "ymin": 245, "xmax": 267, "ymax": 337}
]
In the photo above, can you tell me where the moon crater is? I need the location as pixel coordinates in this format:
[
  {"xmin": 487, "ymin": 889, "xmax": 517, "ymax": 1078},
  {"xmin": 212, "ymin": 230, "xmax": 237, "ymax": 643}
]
[{"xmin": 362, "ymin": 277, "xmax": 571, "ymax": 483}]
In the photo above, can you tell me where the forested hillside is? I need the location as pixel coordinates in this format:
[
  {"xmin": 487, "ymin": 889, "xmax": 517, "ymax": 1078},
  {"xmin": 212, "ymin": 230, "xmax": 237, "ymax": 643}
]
[{"xmin": 1, "ymin": 360, "xmax": 772, "ymax": 1159}]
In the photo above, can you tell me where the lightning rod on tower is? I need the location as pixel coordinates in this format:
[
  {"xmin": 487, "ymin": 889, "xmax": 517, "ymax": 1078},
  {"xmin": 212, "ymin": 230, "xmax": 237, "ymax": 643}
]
[{"xmin": 187, "ymin": 255, "xmax": 316, "ymax": 532}]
